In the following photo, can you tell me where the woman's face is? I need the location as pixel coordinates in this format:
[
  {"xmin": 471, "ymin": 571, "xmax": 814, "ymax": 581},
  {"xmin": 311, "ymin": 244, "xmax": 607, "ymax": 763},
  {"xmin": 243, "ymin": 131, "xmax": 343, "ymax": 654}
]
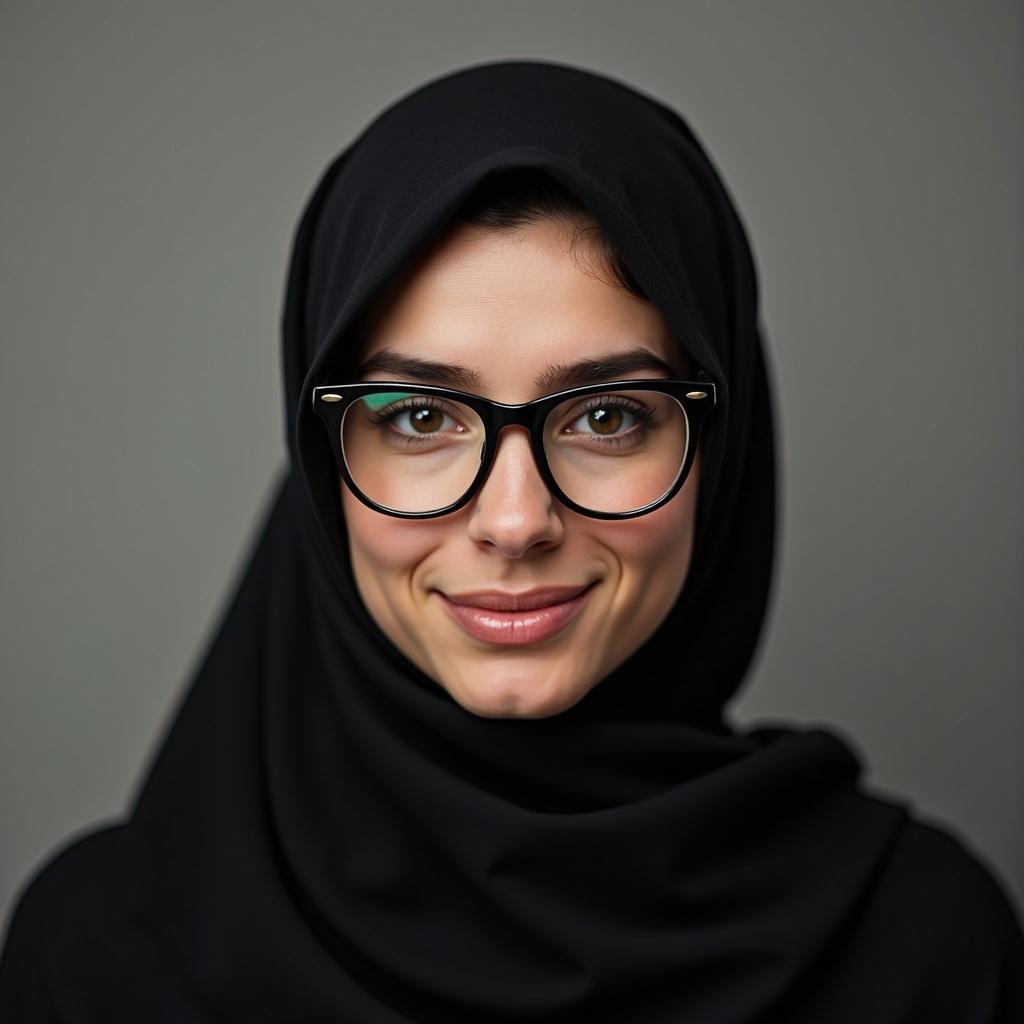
[{"xmin": 340, "ymin": 218, "xmax": 700, "ymax": 719}]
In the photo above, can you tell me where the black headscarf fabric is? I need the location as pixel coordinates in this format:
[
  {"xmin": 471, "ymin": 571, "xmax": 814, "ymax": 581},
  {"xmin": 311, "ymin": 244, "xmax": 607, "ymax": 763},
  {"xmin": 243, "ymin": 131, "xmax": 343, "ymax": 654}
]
[{"xmin": 2, "ymin": 59, "xmax": 1022, "ymax": 1023}]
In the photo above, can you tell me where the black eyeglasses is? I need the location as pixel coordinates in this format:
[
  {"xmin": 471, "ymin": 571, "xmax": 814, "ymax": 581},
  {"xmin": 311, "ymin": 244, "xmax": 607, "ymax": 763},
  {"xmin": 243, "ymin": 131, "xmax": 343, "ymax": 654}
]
[{"xmin": 312, "ymin": 377, "xmax": 717, "ymax": 520}]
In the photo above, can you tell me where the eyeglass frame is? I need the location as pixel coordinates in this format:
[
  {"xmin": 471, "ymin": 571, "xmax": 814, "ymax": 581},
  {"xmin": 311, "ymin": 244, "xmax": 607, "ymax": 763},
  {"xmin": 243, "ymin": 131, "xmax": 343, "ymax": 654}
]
[{"xmin": 311, "ymin": 375, "xmax": 717, "ymax": 521}]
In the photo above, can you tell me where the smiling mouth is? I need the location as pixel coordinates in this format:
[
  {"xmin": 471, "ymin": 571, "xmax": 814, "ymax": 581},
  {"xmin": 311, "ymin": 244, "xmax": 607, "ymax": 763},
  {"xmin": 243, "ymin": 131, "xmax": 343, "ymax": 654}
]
[{"xmin": 434, "ymin": 581, "xmax": 599, "ymax": 646}]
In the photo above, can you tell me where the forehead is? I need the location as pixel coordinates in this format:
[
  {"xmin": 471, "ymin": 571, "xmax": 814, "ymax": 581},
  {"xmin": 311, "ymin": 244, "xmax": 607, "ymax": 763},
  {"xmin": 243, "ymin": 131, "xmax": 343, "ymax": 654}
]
[{"xmin": 345, "ymin": 220, "xmax": 690, "ymax": 400}]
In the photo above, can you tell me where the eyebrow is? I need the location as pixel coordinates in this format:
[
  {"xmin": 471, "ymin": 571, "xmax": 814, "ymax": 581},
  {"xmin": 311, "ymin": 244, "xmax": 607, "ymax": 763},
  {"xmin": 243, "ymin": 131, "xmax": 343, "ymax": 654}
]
[{"xmin": 357, "ymin": 346, "xmax": 682, "ymax": 392}]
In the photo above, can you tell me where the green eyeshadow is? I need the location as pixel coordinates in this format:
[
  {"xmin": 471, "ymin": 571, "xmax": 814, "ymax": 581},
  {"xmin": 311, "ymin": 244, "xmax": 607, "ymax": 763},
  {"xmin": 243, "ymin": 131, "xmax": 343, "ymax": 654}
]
[{"xmin": 360, "ymin": 391, "xmax": 414, "ymax": 411}]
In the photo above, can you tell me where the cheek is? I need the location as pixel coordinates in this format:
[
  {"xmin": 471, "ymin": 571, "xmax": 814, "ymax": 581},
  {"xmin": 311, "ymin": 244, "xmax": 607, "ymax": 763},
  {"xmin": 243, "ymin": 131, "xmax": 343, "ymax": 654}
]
[
  {"xmin": 606, "ymin": 482, "xmax": 696, "ymax": 559},
  {"xmin": 340, "ymin": 485, "xmax": 441, "ymax": 575},
  {"xmin": 593, "ymin": 476, "xmax": 699, "ymax": 601}
]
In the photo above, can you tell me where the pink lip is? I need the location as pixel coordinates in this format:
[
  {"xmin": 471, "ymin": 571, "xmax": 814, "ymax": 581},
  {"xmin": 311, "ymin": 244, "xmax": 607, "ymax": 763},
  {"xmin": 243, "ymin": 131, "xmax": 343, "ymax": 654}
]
[{"xmin": 436, "ymin": 582, "xmax": 598, "ymax": 645}]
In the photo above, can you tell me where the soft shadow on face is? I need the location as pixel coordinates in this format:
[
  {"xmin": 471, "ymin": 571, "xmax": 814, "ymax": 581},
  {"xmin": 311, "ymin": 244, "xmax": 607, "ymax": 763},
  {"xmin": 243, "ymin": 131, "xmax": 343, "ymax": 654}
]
[{"xmin": 338, "ymin": 218, "xmax": 701, "ymax": 719}]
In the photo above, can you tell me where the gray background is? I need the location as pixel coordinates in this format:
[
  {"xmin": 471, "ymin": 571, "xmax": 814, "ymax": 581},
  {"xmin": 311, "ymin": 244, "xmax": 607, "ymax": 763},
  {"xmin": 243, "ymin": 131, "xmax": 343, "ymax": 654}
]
[{"xmin": 2, "ymin": 0, "xmax": 1021, "ymax": 932}]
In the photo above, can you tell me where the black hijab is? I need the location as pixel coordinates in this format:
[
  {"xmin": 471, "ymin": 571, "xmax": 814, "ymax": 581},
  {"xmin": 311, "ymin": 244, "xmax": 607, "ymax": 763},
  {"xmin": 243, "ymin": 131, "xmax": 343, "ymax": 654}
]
[{"xmin": 2, "ymin": 58, "xmax": 1022, "ymax": 1023}]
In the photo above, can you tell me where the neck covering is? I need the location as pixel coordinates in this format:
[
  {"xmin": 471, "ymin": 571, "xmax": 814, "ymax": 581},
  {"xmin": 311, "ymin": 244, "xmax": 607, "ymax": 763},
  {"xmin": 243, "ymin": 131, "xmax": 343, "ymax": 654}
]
[{"xmin": 3, "ymin": 58, "xmax": 1022, "ymax": 1023}]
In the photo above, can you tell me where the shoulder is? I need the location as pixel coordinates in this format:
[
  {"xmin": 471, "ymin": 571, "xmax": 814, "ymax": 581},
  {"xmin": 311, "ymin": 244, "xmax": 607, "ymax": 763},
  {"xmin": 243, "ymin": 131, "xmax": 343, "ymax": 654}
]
[
  {"xmin": 892, "ymin": 810, "xmax": 1022, "ymax": 935},
  {"xmin": 840, "ymin": 784, "xmax": 1024, "ymax": 959},
  {"xmin": 3, "ymin": 820, "xmax": 129, "ymax": 939},
  {"xmin": 0, "ymin": 821, "xmax": 130, "ymax": 1017},
  {"xmin": 868, "ymin": 802, "xmax": 1024, "ymax": 1018}
]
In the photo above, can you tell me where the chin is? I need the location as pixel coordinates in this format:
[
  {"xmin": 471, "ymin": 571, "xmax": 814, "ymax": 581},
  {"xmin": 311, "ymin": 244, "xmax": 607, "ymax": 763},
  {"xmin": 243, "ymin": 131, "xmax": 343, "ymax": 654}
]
[{"xmin": 439, "ymin": 659, "xmax": 594, "ymax": 720}]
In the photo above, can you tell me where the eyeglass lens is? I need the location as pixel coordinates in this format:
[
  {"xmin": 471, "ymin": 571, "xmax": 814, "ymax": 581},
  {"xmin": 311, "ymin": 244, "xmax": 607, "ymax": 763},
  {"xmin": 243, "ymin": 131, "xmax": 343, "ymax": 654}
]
[{"xmin": 340, "ymin": 387, "xmax": 690, "ymax": 515}]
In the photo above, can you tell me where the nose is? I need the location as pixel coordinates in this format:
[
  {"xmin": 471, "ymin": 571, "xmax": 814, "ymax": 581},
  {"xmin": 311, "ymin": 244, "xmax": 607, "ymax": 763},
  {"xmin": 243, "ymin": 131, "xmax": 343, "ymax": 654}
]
[{"xmin": 466, "ymin": 426, "xmax": 564, "ymax": 558}]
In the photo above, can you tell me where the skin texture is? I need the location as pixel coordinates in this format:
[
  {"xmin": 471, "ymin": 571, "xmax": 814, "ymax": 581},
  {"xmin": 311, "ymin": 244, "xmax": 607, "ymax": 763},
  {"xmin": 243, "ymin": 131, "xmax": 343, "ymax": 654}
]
[{"xmin": 340, "ymin": 218, "xmax": 701, "ymax": 719}]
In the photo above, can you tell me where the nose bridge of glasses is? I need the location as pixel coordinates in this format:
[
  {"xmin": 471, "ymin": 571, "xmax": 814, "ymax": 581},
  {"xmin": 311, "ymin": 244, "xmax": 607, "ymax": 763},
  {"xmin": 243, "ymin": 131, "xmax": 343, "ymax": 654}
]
[
  {"xmin": 488, "ymin": 421, "xmax": 540, "ymax": 465},
  {"xmin": 476, "ymin": 421, "xmax": 550, "ymax": 496}
]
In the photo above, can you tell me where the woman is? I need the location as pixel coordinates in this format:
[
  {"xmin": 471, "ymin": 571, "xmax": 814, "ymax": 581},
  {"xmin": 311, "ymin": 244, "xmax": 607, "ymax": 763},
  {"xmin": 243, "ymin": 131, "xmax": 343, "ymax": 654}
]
[{"xmin": 1, "ymin": 59, "xmax": 1021, "ymax": 1022}]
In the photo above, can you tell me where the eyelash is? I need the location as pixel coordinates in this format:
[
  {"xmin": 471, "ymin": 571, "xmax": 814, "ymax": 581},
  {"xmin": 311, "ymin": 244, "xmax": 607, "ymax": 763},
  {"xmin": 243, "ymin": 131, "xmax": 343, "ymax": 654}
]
[
  {"xmin": 366, "ymin": 398, "xmax": 461, "ymax": 424},
  {"xmin": 366, "ymin": 398, "xmax": 467, "ymax": 445},
  {"xmin": 564, "ymin": 395, "xmax": 655, "ymax": 427}
]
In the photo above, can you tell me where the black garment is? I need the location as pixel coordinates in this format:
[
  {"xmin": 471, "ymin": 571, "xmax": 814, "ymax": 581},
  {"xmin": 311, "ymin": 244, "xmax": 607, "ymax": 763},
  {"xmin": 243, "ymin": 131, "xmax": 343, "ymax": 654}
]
[{"xmin": 1, "ymin": 59, "xmax": 1021, "ymax": 1022}]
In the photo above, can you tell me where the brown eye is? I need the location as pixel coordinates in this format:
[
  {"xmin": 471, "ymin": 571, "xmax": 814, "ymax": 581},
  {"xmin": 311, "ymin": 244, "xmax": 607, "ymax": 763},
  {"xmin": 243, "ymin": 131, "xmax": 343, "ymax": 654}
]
[
  {"xmin": 587, "ymin": 407, "xmax": 623, "ymax": 435},
  {"xmin": 555, "ymin": 394, "xmax": 656, "ymax": 449},
  {"xmin": 410, "ymin": 407, "xmax": 445, "ymax": 433}
]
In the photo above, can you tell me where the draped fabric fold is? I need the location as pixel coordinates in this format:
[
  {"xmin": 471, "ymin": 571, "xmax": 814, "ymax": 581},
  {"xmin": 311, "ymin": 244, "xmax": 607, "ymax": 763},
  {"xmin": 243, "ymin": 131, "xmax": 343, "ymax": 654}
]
[{"xmin": 2, "ymin": 58, "xmax": 1021, "ymax": 1022}]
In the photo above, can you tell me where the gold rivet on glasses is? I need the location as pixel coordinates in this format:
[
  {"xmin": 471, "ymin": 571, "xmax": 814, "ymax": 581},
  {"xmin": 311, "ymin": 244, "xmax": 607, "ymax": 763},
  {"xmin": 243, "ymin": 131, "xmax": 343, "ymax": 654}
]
[
  {"xmin": 320, "ymin": 393, "xmax": 343, "ymax": 403},
  {"xmin": 686, "ymin": 391, "xmax": 707, "ymax": 400}
]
